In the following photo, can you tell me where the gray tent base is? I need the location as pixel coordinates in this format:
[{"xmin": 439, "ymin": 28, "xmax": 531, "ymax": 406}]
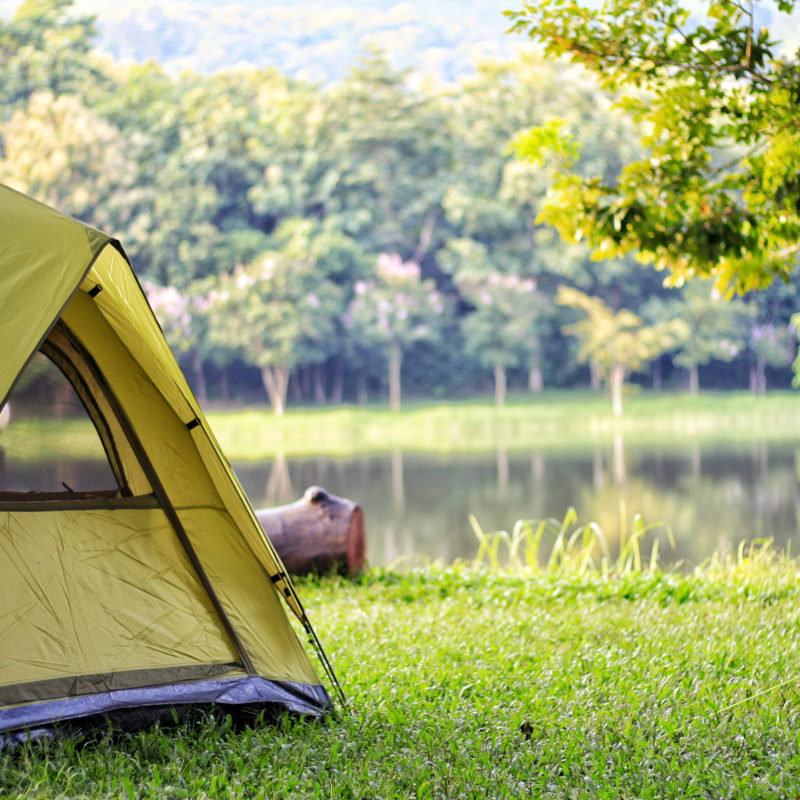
[{"xmin": 0, "ymin": 677, "xmax": 332, "ymax": 749}]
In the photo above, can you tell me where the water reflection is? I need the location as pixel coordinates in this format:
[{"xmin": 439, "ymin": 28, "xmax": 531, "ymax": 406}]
[
  {"xmin": 235, "ymin": 439, "xmax": 800, "ymax": 568},
  {"xmin": 264, "ymin": 450, "xmax": 293, "ymax": 506}
]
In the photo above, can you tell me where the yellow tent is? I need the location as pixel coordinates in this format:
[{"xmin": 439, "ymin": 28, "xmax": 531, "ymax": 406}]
[{"xmin": 0, "ymin": 184, "xmax": 340, "ymax": 745}]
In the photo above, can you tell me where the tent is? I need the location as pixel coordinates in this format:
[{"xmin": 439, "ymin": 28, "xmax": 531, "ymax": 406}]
[{"xmin": 0, "ymin": 184, "xmax": 341, "ymax": 746}]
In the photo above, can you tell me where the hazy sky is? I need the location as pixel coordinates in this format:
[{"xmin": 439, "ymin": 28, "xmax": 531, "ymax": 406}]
[
  {"xmin": 2, "ymin": 0, "xmax": 797, "ymax": 79},
  {"xmin": 0, "ymin": 0, "xmax": 518, "ymax": 82}
]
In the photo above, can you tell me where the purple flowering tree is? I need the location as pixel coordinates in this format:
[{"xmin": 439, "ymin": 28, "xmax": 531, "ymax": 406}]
[
  {"xmin": 144, "ymin": 281, "xmax": 211, "ymax": 401},
  {"xmin": 205, "ymin": 253, "xmax": 342, "ymax": 416},
  {"xmin": 346, "ymin": 254, "xmax": 448, "ymax": 411},
  {"xmin": 456, "ymin": 271, "xmax": 543, "ymax": 407}
]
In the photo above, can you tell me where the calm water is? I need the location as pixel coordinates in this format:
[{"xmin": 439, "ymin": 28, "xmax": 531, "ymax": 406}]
[
  {"xmin": 234, "ymin": 438, "xmax": 800, "ymax": 568},
  {"xmin": 4, "ymin": 437, "xmax": 798, "ymax": 568}
]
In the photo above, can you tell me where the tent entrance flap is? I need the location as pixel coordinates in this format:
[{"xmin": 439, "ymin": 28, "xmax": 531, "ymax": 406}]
[{"xmin": 0, "ymin": 507, "xmax": 241, "ymax": 693}]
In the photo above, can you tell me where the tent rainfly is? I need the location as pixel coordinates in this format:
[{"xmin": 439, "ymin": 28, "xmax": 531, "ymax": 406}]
[{"xmin": 0, "ymin": 184, "xmax": 342, "ymax": 747}]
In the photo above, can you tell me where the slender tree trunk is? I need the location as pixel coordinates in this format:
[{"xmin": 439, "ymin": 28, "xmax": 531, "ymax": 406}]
[
  {"xmin": 496, "ymin": 445, "xmax": 509, "ymax": 498},
  {"xmin": 609, "ymin": 364, "xmax": 625, "ymax": 417},
  {"xmin": 757, "ymin": 355, "xmax": 767, "ymax": 396},
  {"xmin": 313, "ymin": 363, "xmax": 327, "ymax": 404},
  {"xmin": 389, "ymin": 341, "xmax": 402, "ymax": 412},
  {"xmin": 652, "ymin": 356, "xmax": 662, "ymax": 392},
  {"xmin": 391, "ymin": 448, "xmax": 405, "ymax": 510},
  {"xmin": 494, "ymin": 363, "xmax": 507, "ymax": 407},
  {"xmin": 191, "ymin": 349, "xmax": 207, "ymax": 403},
  {"xmin": 689, "ymin": 363, "xmax": 699, "ymax": 395},
  {"xmin": 357, "ymin": 372, "xmax": 368, "ymax": 405},
  {"xmin": 592, "ymin": 449, "xmax": 604, "ymax": 489},
  {"xmin": 331, "ymin": 357, "xmax": 344, "ymax": 405},
  {"xmin": 528, "ymin": 363, "xmax": 543, "ymax": 393},
  {"xmin": 412, "ymin": 209, "xmax": 437, "ymax": 264},
  {"xmin": 261, "ymin": 364, "xmax": 290, "ymax": 417},
  {"xmin": 590, "ymin": 359, "xmax": 602, "ymax": 391},
  {"xmin": 749, "ymin": 365, "xmax": 758, "ymax": 394},
  {"xmin": 54, "ymin": 378, "xmax": 71, "ymax": 419},
  {"xmin": 691, "ymin": 442, "xmax": 701, "ymax": 481},
  {"xmin": 220, "ymin": 364, "xmax": 230, "ymax": 401},
  {"xmin": 612, "ymin": 432, "xmax": 626, "ymax": 484},
  {"xmin": 290, "ymin": 372, "xmax": 303, "ymax": 402},
  {"xmin": 264, "ymin": 449, "xmax": 293, "ymax": 506}
]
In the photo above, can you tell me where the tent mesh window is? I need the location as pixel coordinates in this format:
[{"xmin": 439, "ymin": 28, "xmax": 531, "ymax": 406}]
[{"xmin": 0, "ymin": 350, "xmax": 120, "ymax": 499}]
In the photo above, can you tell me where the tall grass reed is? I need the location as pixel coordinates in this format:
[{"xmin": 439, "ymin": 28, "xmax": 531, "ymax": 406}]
[{"xmin": 469, "ymin": 503, "xmax": 675, "ymax": 575}]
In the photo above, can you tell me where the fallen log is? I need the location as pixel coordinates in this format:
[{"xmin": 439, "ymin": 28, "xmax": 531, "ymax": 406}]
[{"xmin": 256, "ymin": 485, "xmax": 366, "ymax": 576}]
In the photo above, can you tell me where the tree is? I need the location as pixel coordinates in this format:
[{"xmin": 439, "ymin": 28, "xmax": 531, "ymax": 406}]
[
  {"xmin": 751, "ymin": 322, "xmax": 795, "ymax": 395},
  {"xmin": 205, "ymin": 234, "xmax": 346, "ymax": 416},
  {"xmin": 558, "ymin": 286, "xmax": 687, "ymax": 416},
  {"xmin": 458, "ymin": 270, "xmax": 543, "ymax": 407},
  {"xmin": 0, "ymin": 91, "xmax": 135, "ymax": 230},
  {"xmin": 325, "ymin": 50, "xmax": 453, "ymax": 262},
  {"xmin": 508, "ymin": 0, "xmax": 800, "ymax": 293},
  {"xmin": 442, "ymin": 237, "xmax": 546, "ymax": 406},
  {"xmin": 643, "ymin": 282, "xmax": 750, "ymax": 394},
  {"xmin": 143, "ymin": 280, "xmax": 225, "ymax": 402},
  {"xmin": 128, "ymin": 71, "xmax": 269, "ymax": 288},
  {"xmin": 346, "ymin": 254, "xmax": 448, "ymax": 411},
  {"xmin": 0, "ymin": 0, "xmax": 104, "ymax": 113},
  {"xmin": 443, "ymin": 53, "xmax": 655, "ymax": 310}
]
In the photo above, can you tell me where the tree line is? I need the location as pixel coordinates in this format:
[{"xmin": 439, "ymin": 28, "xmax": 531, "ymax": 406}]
[{"xmin": 2, "ymin": 0, "xmax": 798, "ymax": 414}]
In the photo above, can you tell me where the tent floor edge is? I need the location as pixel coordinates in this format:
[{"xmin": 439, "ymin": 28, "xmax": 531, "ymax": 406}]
[{"xmin": 0, "ymin": 676, "xmax": 332, "ymax": 749}]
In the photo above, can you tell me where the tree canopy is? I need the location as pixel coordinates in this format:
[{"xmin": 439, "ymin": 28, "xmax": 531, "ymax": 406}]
[
  {"xmin": 2, "ymin": 0, "xmax": 799, "ymax": 412},
  {"xmin": 507, "ymin": 0, "xmax": 800, "ymax": 294}
]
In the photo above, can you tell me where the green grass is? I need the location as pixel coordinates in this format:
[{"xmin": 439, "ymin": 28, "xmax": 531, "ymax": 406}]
[
  {"xmin": 205, "ymin": 389, "xmax": 800, "ymax": 459},
  {"xmin": 4, "ymin": 552, "xmax": 800, "ymax": 799},
  {"xmin": 4, "ymin": 390, "xmax": 799, "ymax": 461}
]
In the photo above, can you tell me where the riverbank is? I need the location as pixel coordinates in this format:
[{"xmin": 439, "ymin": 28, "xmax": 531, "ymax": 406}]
[
  {"xmin": 3, "ymin": 390, "xmax": 799, "ymax": 462},
  {"xmin": 4, "ymin": 558, "xmax": 799, "ymax": 799},
  {"xmin": 207, "ymin": 390, "xmax": 800, "ymax": 459}
]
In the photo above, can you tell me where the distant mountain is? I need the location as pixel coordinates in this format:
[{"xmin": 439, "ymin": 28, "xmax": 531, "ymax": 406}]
[
  {"xmin": 3, "ymin": 0, "xmax": 797, "ymax": 83},
  {"xmin": 1, "ymin": 0, "xmax": 524, "ymax": 82}
]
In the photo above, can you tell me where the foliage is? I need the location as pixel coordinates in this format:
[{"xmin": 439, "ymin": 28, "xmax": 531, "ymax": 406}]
[
  {"xmin": 0, "ymin": 0, "xmax": 104, "ymax": 113},
  {"xmin": 508, "ymin": 0, "xmax": 800, "ymax": 294},
  {"xmin": 0, "ymin": 91, "xmax": 134, "ymax": 230},
  {"xmin": 643, "ymin": 281, "xmax": 752, "ymax": 393},
  {"xmin": 2, "ymin": 0, "xmax": 800, "ymax": 405},
  {"xmin": 469, "ymin": 505, "xmax": 674, "ymax": 574},
  {"xmin": 557, "ymin": 286, "xmax": 687, "ymax": 414},
  {"xmin": 451, "ymin": 259, "xmax": 544, "ymax": 406}
]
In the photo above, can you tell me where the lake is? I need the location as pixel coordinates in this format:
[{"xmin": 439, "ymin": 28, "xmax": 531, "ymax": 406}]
[
  {"xmin": 2, "ymin": 432, "xmax": 797, "ymax": 569},
  {"xmin": 234, "ymin": 436, "xmax": 800, "ymax": 568}
]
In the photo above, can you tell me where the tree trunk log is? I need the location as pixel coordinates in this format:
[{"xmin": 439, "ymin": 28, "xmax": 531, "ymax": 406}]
[{"xmin": 256, "ymin": 486, "xmax": 366, "ymax": 576}]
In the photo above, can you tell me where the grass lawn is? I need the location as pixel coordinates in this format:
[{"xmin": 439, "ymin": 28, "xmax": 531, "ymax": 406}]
[
  {"xmin": 3, "ymin": 553, "xmax": 800, "ymax": 799},
  {"xmin": 4, "ymin": 390, "xmax": 799, "ymax": 461},
  {"xmin": 205, "ymin": 390, "xmax": 800, "ymax": 458}
]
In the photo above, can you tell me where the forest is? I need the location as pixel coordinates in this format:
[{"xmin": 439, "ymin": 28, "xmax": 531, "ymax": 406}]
[{"xmin": 2, "ymin": 0, "xmax": 799, "ymax": 414}]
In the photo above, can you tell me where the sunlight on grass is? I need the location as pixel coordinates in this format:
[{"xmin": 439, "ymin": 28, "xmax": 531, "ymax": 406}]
[{"xmin": 5, "ymin": 552, "xmax": 799, "ymax": 799}]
